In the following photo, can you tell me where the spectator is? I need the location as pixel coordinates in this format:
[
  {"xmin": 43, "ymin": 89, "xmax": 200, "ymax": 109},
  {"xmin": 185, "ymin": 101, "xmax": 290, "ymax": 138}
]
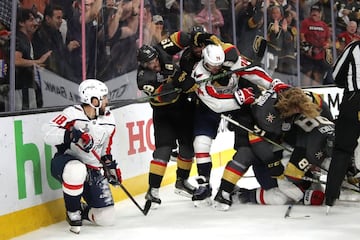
[
  {"xmin": 0, "ymin": 22, "xmax": 9, "ymax": 112},
  {"xmin": 19, "ymin": 0, "xmax": 50, "ymax": 15},
  {"xmin": 96, "ymin": 0, "xmax": 140, "ymax": 80},
  {"xmin": 335, "ymin": 0, "xmax": 360, "ymax": 35},
  {"xmin": 33, "ymin": 4, "xmax": 77, "ymax": 81},
  {"xmin": 66, "ymin": 0, "xmax": 103, "ymax": 81},
  {"xmin": 314, "ymin": 0, "xmax": 333, "ymax": 26},
  {"xmin": 164, "ymin": 0, "xmax": 180, "ymax": 34},
  {"xmin": 15, "ymin": 8, "xmax": 51, "ymax": 110},
  {"xmin": 216, "ymin": 0, "xmax": 232, "ymax": 42},
  {"xmin": 50, "ymin": 0, "xmax": 76, "ymax": 20},
  {"xmin": 182, "ymin": 1, "xmax": 201, "ymax": 31},
  {"xmin": 271, "ymin": 9, "xmax": 298, "ymax": 81},
  {"xmin": 267, "ymin": 5, "xmax": 287, "ymax": 74},
  {"xmin": 194, "ymin": 0, "xmax": 224, "ymax": 38},
  {"xmin": 150, "ymin": 15, "xmax": 167, "ymax": 45},
  {"xmin": 236, "ymin": 0, "xmax": 265, "ymax": 63},
  {"xmin": 336, "ymin": 20, "xmax": 360, "ymax": 54},
  {"xmin": 300, "ymin": 4, "xmax": 331, "ymax": 86}
]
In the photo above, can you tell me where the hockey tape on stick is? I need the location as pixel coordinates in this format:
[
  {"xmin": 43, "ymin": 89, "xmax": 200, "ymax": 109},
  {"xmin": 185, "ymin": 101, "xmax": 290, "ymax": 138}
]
[{"xmin": 221, "ymin": 114, "xmax": 293, "ymax": 153}]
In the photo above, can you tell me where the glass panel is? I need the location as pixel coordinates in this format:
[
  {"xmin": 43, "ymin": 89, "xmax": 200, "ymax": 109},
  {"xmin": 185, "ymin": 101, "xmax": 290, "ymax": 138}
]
[
  {"xmin": 0, "ymin": 0, "xmax": 355, "ymax": 114},
  {"xmin": 0, "ymin": 1, "xmax": 11, "ymax": 112}
]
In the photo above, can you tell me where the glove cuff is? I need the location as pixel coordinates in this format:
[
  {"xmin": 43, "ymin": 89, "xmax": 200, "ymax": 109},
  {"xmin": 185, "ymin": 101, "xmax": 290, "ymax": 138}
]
[
  {"xmin": 101, "ymin": 154, "xmax": 113, "ymax": 162},
  {"xmin": 234, "ymin": 90, "xmax": 245, "ymax": 105},
  {"xmin": 64, "ymin": 130, "xmax": 72, "ymax": 144}
]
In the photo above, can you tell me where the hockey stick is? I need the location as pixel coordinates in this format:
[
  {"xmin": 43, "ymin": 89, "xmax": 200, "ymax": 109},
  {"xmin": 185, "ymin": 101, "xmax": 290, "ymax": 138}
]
[
  {"xmin": 109, "ymin": 88, "xmax": 182, "ymax": 108},
  {"xmin": 90, "ymin": 150, "xmax": 151, "ymax": 215},
  {"xmin": 221, "ymin": 114, "xmax": 293, "ymax": 153},
  {"xmin": 301, "ymin": 175, "xmax": 360, "ymax": 194}
]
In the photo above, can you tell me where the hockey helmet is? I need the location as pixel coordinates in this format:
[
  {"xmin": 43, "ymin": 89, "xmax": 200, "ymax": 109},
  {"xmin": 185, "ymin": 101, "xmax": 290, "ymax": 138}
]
[
  {"xmin": 202, "ymin": 44, "xmax": 225, "ymax": 67},
  {"xmin": 190, "ymin": 25, "xmax": 205, "ymax": 35},
  {"xmin": 79, "ymin": 79, "xmax": 108, "ymax": 110},
  {"xmin": 137, "ymin": 45, "xmax": 158, "ymax": 66}
]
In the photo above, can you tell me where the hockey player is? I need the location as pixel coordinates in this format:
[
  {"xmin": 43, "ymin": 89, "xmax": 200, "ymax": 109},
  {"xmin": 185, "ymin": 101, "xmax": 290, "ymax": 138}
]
[
  {"xmin": 215, "ymin": 87, "xmax": 334, "ymax": 210},
  {"xmin": 190, "ymin": 43, "xmax": 290, "ymax": 206},
  {"xmin": 136, "ymin": 44, "xmax": 198, "ymax": 207},
  {"xmin": 43, "ymin": 79, "xmax": 121, "ymax": 234}
]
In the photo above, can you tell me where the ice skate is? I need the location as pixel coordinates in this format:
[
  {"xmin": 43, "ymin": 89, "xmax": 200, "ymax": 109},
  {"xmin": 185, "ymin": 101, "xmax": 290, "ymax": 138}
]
[
  {"xmin": 145, "ymin": 187, "xmax": 161, "ymax": 209},
  {"xmin": 174, "ymin": 178, "xmax": 196, "ymax": 198},
  {"xmin": 192, "ymin": 176, "xmax": 212, "ymax": 207},
  {"xmin": 213, "ymin": 190, "xmax": 232, "ymax": 211},
  {"xmin": 66, "ymin": 210, "xmax": 82, "ymax": 234}
]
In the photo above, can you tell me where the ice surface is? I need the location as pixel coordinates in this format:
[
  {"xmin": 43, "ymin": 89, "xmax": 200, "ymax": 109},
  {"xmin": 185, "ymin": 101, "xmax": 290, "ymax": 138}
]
[{"xmin": 12, "ymin": 168, "xmax": 360, "ymax": 240}]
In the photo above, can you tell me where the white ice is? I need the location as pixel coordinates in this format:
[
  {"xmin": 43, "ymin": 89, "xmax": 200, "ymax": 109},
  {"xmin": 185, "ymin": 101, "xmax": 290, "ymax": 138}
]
[{"xmin": 12, "ymin": 167, "xmax": 360, "ymax": 240}]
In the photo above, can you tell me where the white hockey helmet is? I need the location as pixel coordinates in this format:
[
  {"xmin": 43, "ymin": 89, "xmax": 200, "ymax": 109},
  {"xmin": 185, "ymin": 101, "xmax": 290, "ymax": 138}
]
[
  {"xmin": 79, "ymin": 79, "xmax": 108, "ymax": 110},
  {"xmin": 202, "ymin": 44, "xmax": 225, "ymax": 67}
]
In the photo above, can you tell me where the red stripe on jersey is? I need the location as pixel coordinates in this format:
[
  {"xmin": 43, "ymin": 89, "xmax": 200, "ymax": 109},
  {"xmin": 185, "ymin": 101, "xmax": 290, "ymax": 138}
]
[
  {"xmin": 150, "ymin": 160, "xmax": 167, "ymax": 167},
  {"xmin": 249, "ymin": 137, "xmax": 263, "ymax": 144},
  {"xmin": 105, "ymin": 128, "xmax": 116, "ymax": 155},
  {"xmin": 259, "ymin": 188, "xmax": 266, "ymax": 204},
  {"xmin": 237, "ymin": 68, "xmax": 272, "ymax": 83},
  {"xmin": 63, "ymin": 182, "xmax": 83, "ymax": 190},
  {"xmin": 205, "ymin": 85, "xmax": 234, "ymax": 99},
  {"xmin": 195, "ymin": 152, "xmax": 211, "ymax": 158},
  {"xmin": 178, "ymin": 155, "xmax": 193, "ymax": 162},
  {"xmin": 223, "ymin": 44, "xmax": 236, "ymax": 54},
  {"xmin": 175, "ymin": 31, "xmax": 184, "ymax": 48},
  {"xmin": 225, "ymin": 165, "xmax": 243, "ymax": 176}
]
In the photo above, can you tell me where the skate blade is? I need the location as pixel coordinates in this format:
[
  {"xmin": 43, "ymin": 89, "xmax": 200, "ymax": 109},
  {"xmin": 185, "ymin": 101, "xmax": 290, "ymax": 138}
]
[
  {"xmin": 69, "ymin": 226, "xmax": 81, "ymax": 234},
  {"xmin": 174, "ymin": 189, "xmax": 193, "ymax": 198},
  {"xmin": 150, "ymin": 202, "xmax": 160, "ymax": 210},
  {"xmin": 193, "ymin": 197, "xmax": 213, "ymax": 208},
  {"xmin": 326, "ymin": 205, "xmax": 331, "ymax": 215},
  {"xmin": 213, "ymin": 202, "xmax": 230, "ymax": 211}
]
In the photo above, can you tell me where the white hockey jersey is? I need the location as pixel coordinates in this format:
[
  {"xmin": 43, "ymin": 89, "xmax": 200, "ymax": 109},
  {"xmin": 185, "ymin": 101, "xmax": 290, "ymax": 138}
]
[
  {"xmin": 191, "ymin": 56, "xmax": 274, "ymax": 113},
  {"xmin": 43, "ymin": 105, "xmax": 116, "ymax": 168}
]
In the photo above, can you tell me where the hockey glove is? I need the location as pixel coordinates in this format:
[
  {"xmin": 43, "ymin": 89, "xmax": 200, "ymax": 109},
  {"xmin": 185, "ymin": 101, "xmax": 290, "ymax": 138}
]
[
  {"xmin": 234, "ymin": 87, "xmax": 255, "ymax": 106},
  {"xmin": 101, "ymin": 155, "xmax": 122, "ymax": 186},
  {"xmin": 71, "ymin": 128, "xmax": 94, "ymax": 153},
  {"xmin": 283, "ymin": 148, "xmax": 310, "ymax": 183},
  {"xmin": 192, "ymin": 32, "xmax": 214, "ymax": 47},
  {"xmin": 271, "ymin": 79, "xmax": 291, "ymax": 93},
  {"xmin": 303, "ymin": 190, "xmax": 325, "ymax": 205},
  {"xmin": 267, "ymin": 160, "xmax": 285, "ymax": 179},
  {"xmin": 172, "ymin": 70, "xmax": 197, "ymax": 92}
]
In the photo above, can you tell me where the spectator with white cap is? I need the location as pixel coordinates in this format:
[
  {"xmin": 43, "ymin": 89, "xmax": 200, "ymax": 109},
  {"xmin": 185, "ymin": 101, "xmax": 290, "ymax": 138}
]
[{"xmin": 150, "ymin": 14, "xmax": 168, "ymax": 45}]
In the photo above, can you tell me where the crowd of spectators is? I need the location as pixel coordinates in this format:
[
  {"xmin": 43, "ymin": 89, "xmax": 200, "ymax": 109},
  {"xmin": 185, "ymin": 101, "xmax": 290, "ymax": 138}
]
[{"xmin": 2, "ymin": 0, "xmax": 360, "ymax": 111}]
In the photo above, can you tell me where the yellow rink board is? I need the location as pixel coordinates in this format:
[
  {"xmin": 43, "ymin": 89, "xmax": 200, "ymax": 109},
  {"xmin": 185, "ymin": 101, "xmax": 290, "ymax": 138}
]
[{"xmin": 0, "ymin": 149, "xmax": 234, "ymax": 240}]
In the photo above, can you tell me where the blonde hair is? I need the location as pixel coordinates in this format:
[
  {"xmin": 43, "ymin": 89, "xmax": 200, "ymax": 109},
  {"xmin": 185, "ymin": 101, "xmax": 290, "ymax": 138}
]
[{"xmin": 274, "ymin": 87, "xmax": 320, "ymax": 119}]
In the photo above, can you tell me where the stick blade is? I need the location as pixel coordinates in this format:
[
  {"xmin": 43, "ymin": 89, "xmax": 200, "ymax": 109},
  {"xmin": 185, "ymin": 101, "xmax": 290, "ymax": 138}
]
[
  {"xmin": 143, "ymin": 200, "xmax": 152, "ymax": 216},
  {"xmin": 284, "ymin": 205, "xmax": 293, "ymax": 218}
]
